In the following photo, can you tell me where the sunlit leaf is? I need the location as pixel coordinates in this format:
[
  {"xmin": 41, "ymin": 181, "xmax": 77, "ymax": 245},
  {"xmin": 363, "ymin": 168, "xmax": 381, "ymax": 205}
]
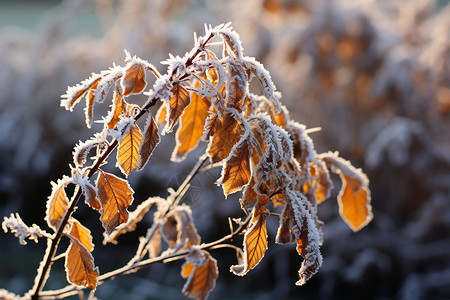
[
  {"xmin": 82, "ymin": 181, "xmax": 101, "ymax": 211},
  {"xmin": 85, "ymin": 79, "xmax": 100, "ymax": 128},
  {"xmin": 137, "ymin": 114, "xmax": 160, "ymax": 170},
  {"xmin": 207, "ymin": 113, "xmax": 243, "ymax": 163},
  {"xmin": 181, "ymin": 262, "xmax": 195, "ymax": 279},
  {"xmin": 182, "ymin": 250, "xmax": 218, "ymax": 300},
  {"xmin": 117, "ymin": 123, "xmax": 143, "ymax": 177},
  {"xmin": 225, "ymin": 61, "xmax": 247, "ymax": 108},
  {"xmin": 121, "ymin": 63, "xmax": 147, "ymax": 96},
  {"xmin": 338, "ymin": 174, "xmax": 372, "ymax": 231},
  {"xmin": 156, "ymin": 104, "xmax": 167, "ymax": 125},
  {"xmin": 201, "ymin": 111, "xmax": 219, "ymax": 141},
  {"xmin": 69, "ymin": 220, "xmax": 94, "ymax": 252},
  {"xmin": 320, "ymin": 151, "xmax": 373, "ymax": 231},
  {"xmin": 65, "ymin": 237, "xmax": 99, "ymax": 289},
  {"xmin": 165, "ymin": 83, "xmax": 190, "ymax": 133},
  {"xmin": 173, "ymin": 86, "xmax": 211, "ymax": 161},
  {"xmin": 107, "ymin": 91, "xmax": 128, "ymax": 129},
  {"xmin": 221, "ymin": 140, "xmax": 251, "ymax": 197},
  {"xmin": 96, "ymin": 172, "xmax": 134, "ymax": 235},
  {"xmin": 312, "ymin": 164, "xmax": 332, "ymax": 204},
  {"xmin": 46, "ymin": 177, "xmax": 71, "ymax": 230},
  {"xmin": 231, "ymin": 212, "xmax": 268, "ymax": 276},
  {"xmin": 102, "ymin": 197, "xmax": 157, "ymax": 245},
  {"xmin": 241, "ymin": 178, "xmax": 257, "ymax": 207},
  {"xmin": 61, "ymin": 74, "xmax": 102, "ymax": 112}
]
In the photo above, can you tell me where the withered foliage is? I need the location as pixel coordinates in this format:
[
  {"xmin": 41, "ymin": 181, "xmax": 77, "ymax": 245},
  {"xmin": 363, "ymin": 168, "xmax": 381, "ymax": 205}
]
[{"xmin": 2, "ymin": 24, "xmax": 372, "ymax": 300}]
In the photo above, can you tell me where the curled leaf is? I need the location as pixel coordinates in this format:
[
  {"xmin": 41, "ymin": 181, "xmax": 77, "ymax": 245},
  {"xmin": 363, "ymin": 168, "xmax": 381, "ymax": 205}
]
[
  {"xmin": 320, "ymin": 151, "xmax": 373, "ymax": 231},
  {"xmin": 182, "ymin": 249, "xmax": 218, "ymax": 300},
  {"xmin": 106, "ymin": 90, "xmax": 129, "ymax": 130},
  {"xmin": 85, "ymin": 79, "xmax": 100, "ymax": 128},
  {"xmin": 121, "ymin": 62, "xmax": 147, "ymax": 96},
  {"xmin": 275, "ymin": 191, "xmax": 323, "ymax": 285},
  {"xmin": 225, "ymin": 60, "xmax": 247, "ymax": 108},
  {"xmin": 81, "ymin": 181, "xmax": 101, "ymax": 211},
  {"xmin": 160, "ymin": 205, "xmax": 200, "ymax": 250},
  {"xmin": 61, "ymin": 74, "xmax": 102, "ymax": 112}
]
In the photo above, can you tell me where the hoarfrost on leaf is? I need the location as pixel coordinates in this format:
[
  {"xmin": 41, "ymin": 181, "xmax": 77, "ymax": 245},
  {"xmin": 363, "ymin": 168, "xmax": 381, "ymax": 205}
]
[{"xmin": 2, "ymin": 213, "xmax": 48, "ymax": 245}]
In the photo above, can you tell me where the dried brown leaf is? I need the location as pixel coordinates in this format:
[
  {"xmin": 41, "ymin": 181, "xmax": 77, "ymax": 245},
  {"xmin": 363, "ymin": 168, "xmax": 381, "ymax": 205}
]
[
  {"xmin": 137, "ymin": 115, "xmax": 160, "ymax": 170},
  {"xmin": 117, "ymin": 123, "xmax": 142, "ymax": 177},
  {"xmin": 221, "ymin": 140, "xmax": 251, "ymax": 197},
  {"xmin": 85, "ymin": 79, "xmax": 100, "ymax": 128},
  {"xmin": 46, "ymin": 177, "xmax": 71, "ymax": 230},
  {"xmin": 107, "ymin": 91, "xmax": 128, "ymax": 129},
  {"xmin": 173, "ymin": 86, "xmax": 210, "ymax": 161},
  {"xmin": 165, "ymin": 83, "xmax": 190, "ymax": 133},
  {"xmin": 121, "ymin": 63, "xmax": 147, "ymax": 96},
  {"xmin": 231, "ymin": 212, "xmax": 268, "ymax": 276},
  {"xmin": 65, "ymin": 237, "xmax": 99, "ymax": 289},
  {"xmin": 102, "ymin": 197, "xmax": 157, "ymax": 245},
  {"xmin": 225, "ymin": 61, "xmax": 247, "ymax": 108},
  {"xmin": 161, "ymin": 205, "xmax": 200, "ymax": 250},
  {"xmin": 61, "ymin": 74, "xmax": 102, "ymax": 112},
  {"xmin": 96, "ymin": 172, "xmax": 134, "ymax": 235},
  {"xmin": 82, "ymin": 182, "xmax": 101, "ymax": 211},
  {"xmin": 207, "ymin": 113, "xmax": 243, "ymax": 163},
  {"xmin": 275, "ymin": 191, "xmax": 323, "ymax": 286},
  {"xmin": 69, "ymin": 220, "xmax": 94, "ymax": 252},
  {"xmin": 182, "ymin": 250, "xmax": 218, "ymax": 300},
  {"xmin": 320, "ymin": 152, "xmax": 373, "ymax": 231},
  {"xmin": 147, "ymin": 229, "xmax": 162, "ymax": 258}
]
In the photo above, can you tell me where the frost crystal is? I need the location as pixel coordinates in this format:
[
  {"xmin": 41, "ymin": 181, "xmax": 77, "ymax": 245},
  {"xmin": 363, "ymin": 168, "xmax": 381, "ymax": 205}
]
[
  {"xmin": 94, "ymin": 66, "xmax": 123, "ymax": 103},
  {"xmin": 2, "ymin": 213, "xmax": 47, "ymax": 245}
]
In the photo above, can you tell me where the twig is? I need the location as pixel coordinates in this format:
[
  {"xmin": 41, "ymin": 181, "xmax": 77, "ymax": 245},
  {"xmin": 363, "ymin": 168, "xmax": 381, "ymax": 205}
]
[
  {"xmin": 38, "ymin": 214, "xmax": 251, "ymax": 299},
  {"xmin": 29, "ymin": 28, "xmax": 218, "ymax": 300},
  {"xmin": 132, "ymin": 152, "xmax": 209, "ymax": 262}
]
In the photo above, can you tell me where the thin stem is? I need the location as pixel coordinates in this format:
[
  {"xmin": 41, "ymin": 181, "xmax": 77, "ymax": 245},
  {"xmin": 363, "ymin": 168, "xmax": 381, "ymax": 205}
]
[
  {"xmin": 39, "ymin": 214, "xmax": 252, "ymax": 299},
  {"xmin": 31, "ymin": 122, "xmax": 146, "ymax": 299},
  {"xmin": 172, "ymin": 153, "xmax": 209, "ymax": 206},
  {"xmin": 31, "ymin": 28, "xmax": 217, "ymax": 299},
  {"xmin": 133, "ymin": 152, "xmax": 209, "ymax": 262},
  {"xmin": 30, "ymin": 188, "xmax": 82, "ymax": 300}
]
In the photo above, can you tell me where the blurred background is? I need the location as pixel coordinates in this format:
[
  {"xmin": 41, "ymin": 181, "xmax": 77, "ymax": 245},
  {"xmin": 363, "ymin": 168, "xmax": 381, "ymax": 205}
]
[{"xmin": 0, "ymin": 0, "xmax": 449, "ymax": 299}]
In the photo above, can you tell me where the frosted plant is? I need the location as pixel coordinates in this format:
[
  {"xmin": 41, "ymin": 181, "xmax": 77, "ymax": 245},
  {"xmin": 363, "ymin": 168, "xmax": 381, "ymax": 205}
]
[{"xmin": 2, "ymin": 23, "xmax": 372, "ymax": 300}]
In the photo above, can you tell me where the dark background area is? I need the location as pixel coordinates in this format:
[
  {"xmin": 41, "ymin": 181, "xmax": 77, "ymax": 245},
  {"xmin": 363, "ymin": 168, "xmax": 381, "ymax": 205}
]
[{"xmin": 1, "ymin": 0, "xmax": 449, "ymax": 299}]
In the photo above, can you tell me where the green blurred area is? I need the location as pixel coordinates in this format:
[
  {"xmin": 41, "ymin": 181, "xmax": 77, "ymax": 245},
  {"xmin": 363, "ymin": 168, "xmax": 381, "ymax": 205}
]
[
  {"xmin": 0, "ymin": 0, "xmax": 103, "ymax": 38},
  {"xmin": 0, "ymin": 0, "xmax": 61, "ymax": 29}
]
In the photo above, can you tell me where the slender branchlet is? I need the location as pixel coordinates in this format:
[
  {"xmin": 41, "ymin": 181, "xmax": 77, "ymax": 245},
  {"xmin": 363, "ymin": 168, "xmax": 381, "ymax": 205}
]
[{"xmin": 2, "ymin": 23, "xmax": 372, "ymax": 300}]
